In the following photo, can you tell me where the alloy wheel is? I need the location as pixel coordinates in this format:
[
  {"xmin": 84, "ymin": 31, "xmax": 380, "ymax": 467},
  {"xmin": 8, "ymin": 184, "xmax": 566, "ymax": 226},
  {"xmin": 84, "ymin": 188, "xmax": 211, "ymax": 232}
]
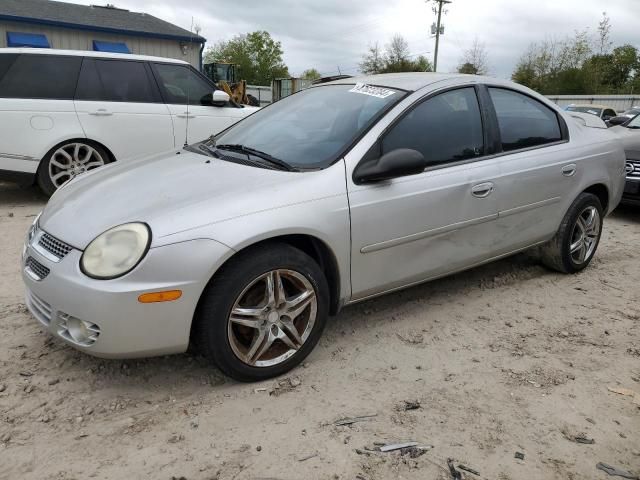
[
  {"xmin": 569, "ymin": 205, "xmax": 600, "ymax": 264},
  {"xmin": 48, "ymin": 143, "xmax": 106, "ymax": 188},
  {"xmin": 227, "ymin": 269, "xmax": 317, "ymax": 367}
]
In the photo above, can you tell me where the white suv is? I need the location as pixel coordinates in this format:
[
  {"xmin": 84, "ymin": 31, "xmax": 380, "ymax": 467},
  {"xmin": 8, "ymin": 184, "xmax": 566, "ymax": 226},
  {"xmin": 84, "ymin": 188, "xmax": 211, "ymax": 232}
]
[{"xmin": 0, "ymin": 48, "xmax": 258, "ymax": 195}]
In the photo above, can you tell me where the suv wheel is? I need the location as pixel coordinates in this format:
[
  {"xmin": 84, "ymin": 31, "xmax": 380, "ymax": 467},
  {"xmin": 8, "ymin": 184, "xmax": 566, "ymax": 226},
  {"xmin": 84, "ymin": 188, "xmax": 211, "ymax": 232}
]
[
  {"xmin": 194, "ymin": 243, "xmax": 329, "ymax": 382},
  {"xmin": 540, "ymin": 192, "xmax": 603, "ymax": 273},
  {"xmin": 38, "ymin": 141, "xmax": 108, "ymax": 196}
]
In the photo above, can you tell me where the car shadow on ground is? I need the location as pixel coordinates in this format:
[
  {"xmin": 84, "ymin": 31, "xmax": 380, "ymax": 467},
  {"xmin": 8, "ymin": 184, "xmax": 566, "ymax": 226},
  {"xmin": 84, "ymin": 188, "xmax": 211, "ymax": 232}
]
[
  {"xmin": 0, "ymin": 182, "xmax": 47, "ymax": 207},
  {"xmin": 610, "ymin": 203, "xmax": 638, "ymax": 222}
]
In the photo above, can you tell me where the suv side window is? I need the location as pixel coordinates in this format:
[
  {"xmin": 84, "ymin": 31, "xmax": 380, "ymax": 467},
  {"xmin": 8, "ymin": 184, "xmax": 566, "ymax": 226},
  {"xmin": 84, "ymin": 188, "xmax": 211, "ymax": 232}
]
[
  {"xmin": 382, "ymin": 87, "xmax": 484, "ymax": 167},
  {"xmin": 153, "ymin": 63, "xmax": 215, "ymax": 106},
  {"xmin": 0, "ymin": 54, "xmax": 81, "ymax": 99},
  {"xmin": 76, "ymin": 59, "xmax": 158, "ymax": 103},
  {"xmin": 488, "ymin": 87, "xmax": 562, "ymax": 152}
]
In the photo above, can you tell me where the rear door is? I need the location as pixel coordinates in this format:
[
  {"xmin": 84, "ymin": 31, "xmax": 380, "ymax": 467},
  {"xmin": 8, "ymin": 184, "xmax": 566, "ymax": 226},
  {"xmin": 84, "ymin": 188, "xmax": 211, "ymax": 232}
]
[
  {"xmin": 74, "ymin": 58, "xmax": 174, "ymax": 161},
  {"xmin": 151, "ymin": 62, "xmax": 250, "ymax": 144},
  {"xmin": 348, "ymin": 86, "xmax": 501, "ymax": 299},
  {"xmin": 485, "ymin": 86, "xmax": 577, "ymax": 252}
]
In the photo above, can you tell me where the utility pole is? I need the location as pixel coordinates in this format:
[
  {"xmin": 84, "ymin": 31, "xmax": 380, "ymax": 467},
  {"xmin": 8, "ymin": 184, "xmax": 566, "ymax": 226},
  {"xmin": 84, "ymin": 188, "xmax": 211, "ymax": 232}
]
[{"xmin": 428, "ymin": 0, "xmax": 451, "ymax": 72}]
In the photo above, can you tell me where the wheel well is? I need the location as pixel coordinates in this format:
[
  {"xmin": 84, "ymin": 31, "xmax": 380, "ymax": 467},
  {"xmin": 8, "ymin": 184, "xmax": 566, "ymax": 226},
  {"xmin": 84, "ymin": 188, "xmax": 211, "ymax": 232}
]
[
  {"xmin": 583, "ymin": 183, "xmax": 609, "ymax": 213},
  {"xmin": 221, "ymin": 235, "xmax": 342, "ymax": 316}
]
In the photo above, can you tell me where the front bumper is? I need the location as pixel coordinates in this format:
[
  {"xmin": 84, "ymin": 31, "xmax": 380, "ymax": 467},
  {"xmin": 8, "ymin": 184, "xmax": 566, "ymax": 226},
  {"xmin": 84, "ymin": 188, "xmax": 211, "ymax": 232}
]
[{"xmin": 22, "ymin": 233, "xmax": 232, "ymax": 359}]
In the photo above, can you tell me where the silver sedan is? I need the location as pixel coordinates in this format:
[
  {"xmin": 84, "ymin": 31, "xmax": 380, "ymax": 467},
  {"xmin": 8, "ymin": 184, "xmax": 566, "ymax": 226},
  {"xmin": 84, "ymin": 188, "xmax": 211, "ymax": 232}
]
[{"xmin": 22, "ymin": 73, "xmax": 625, "ymax": 381}]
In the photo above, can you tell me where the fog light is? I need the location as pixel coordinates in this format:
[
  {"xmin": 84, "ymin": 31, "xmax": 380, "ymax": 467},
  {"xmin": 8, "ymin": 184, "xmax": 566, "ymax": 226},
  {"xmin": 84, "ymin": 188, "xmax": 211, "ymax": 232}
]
[{"xmin": 57, "ymin": 313, "xmax": 100, "ymax": 347}]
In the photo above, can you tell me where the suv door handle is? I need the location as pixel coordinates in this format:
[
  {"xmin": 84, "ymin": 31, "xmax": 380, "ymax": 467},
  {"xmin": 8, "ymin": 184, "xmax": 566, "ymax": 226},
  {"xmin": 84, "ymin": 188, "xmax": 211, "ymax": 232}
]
[
  {"xmin": 177, "ymin": 112, "xmax": 196, "ymax": 119},
  {"xmin": 471, "ymin": 182, "xmax": 494, "ymax": 198},
  {"xmin": 89, "ymin": 109, "xmax": 113, "ymax": 116},
  {"xmin": 562, "ymin": 164, "xmax": 577, "ymax": 176}
]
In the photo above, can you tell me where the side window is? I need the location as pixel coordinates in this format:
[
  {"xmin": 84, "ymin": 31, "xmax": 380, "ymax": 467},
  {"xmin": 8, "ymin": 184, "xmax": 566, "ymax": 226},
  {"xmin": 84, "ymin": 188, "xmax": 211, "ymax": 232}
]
[
  {"xmin": 0, "ymin": 54, "xmax": 81, "ymax": 99},
  {"xmin": 604, "ymin": 109, "xmax": 616, "ymax": 119},
  {"xmin": 153, "ymin": 63, "xmax": 215, "ymax": 106},
  {"xmin": 89, "ymin": 60, "xmax": 157, "ymax": 103},
  {"xmin": 488, "ymin": 88, "xmax": 562, "ymax": 152},
  {"xmin": 382, "ymin": 87, "xmax": 484, "ymax": 167}
]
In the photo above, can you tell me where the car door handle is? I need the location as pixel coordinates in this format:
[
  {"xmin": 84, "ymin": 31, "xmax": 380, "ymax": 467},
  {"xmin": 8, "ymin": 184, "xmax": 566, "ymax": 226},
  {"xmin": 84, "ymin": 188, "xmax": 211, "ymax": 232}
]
[
  {"xmin": 89, "ymin": 109, "xmax": 113, "ymax": 116},
  {"xmin": 471, "ymin": 182, "xmax": 494, "ymax": 198},
  {"xmin": 562, "ymin": 164, "xmax": 577, "ymax": 176},
  {"xmin": 177, "ymin": 113, "xmax": 196, "ymax": 119}
]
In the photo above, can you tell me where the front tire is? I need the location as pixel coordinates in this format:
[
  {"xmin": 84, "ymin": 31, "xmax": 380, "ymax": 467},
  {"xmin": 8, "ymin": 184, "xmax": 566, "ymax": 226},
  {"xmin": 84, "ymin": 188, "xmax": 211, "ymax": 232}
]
[
  {"xmin": 540, "ymin": 192, "xmax": 603, "ymax": 273},
  {"xmin": 194, "ymin": 243, "xmax": 330, "ymax": 382},
  {"xmin": 37, "ymin": 141, "xmax": 109, "ymax": 196}
]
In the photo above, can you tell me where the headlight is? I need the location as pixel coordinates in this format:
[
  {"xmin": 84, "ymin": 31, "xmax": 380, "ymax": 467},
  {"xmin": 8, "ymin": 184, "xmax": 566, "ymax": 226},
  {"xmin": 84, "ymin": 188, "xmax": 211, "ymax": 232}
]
[
  {"xmin": 26, "ymin": 212, "xmax": 41, "ymax": 244},
  {"xmin": 81, "ymin": 223, "xmax": 151, "ymax": 279}
]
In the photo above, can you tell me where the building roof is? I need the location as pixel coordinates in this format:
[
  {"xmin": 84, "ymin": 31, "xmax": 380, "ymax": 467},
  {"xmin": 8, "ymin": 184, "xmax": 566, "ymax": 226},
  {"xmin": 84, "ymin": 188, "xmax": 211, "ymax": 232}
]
[{"xmin": 0, "ymin": 0, "xmax": 206, "ymax": 43}]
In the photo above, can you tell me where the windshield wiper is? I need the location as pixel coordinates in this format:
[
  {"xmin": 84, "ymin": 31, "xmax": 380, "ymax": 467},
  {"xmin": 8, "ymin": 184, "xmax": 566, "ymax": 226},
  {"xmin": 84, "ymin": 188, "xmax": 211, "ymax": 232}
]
[{"xmin": 216, "ymin": 144, "xmax": 296, "ymax": 171}]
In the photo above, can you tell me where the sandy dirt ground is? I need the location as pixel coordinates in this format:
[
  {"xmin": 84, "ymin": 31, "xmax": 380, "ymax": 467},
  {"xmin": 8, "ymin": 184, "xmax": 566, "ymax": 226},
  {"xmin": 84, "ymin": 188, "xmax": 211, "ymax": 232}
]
[{"xmin": 0, "ymin": 180, "xmax": 639, "ymax": 480}]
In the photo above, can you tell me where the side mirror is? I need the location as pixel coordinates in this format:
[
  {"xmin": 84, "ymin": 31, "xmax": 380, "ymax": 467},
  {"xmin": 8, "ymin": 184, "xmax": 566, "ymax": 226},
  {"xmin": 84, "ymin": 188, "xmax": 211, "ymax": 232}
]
[
  {"xmin": 608, "ymin": 116, "xmax": 628, "ymax": 126},
  {"xmin": 211, "ymin": 90, "xmax": 230, "ymax": 106},
  {"xmin": 353, "ymin": 148, "xmax": 428, "ymax": 184}
]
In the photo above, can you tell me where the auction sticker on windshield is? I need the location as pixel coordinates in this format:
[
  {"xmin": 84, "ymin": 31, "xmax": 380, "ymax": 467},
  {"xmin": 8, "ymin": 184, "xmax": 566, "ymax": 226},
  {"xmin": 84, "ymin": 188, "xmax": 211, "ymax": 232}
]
[{"xmin": 349, "ymin": 83, "xmax": 396, "ymax": 99}]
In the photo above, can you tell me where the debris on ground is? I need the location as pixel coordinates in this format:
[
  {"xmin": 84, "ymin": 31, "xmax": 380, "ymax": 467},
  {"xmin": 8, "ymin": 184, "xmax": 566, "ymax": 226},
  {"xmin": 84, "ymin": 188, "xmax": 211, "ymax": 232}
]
[
  {"xmin": 596, "ymin": 462, "xmax": 639, "ymax": 479},
  {"xmin": 396, "ymin": 400, "xmax": 421, "ymax": 411},
  {"xmin": 396, "ymin": 332, "xmax": 424, "ymax": 344},
  {"xmin": 269, "ymin": 377, "xmax": 302, "ymax": 396},
  {"xmin": 298, "ymin": 453, "xmax": 318, "ymax": 462},
  {"xmin": 515, "ymin": 451, "xmax": 525, "ymax": 460},
  {"xmin": 458, "ymin": 464, "xmax": 480, "ymax": 476},
  {"xmin": 561, "ymin": 427, "xmax": 595, "ymax": 444},
  {"xmin": 447, "ymin": 458, "xmax": 463, "ymax": 479},
  {"xmin": 607, "ymin": 386, "xmax": 640, "ymax": 406},
  {"xmin": 379, "ymin": 441, "xmax": 418, "ymax": 452},
  {"xmin": 334, "ymin": 414, "xmax": 377, "ymax": 426}
]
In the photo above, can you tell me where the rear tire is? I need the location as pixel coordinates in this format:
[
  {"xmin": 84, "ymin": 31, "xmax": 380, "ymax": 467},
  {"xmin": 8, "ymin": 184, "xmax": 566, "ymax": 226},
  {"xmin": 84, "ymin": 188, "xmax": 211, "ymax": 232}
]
[
  {"xmin": 193, "ymin": 243, "xmax": 329, "ymax": 382},
  {"xmin": 37, "ymin": 141, "xmax": 109, "ymax": 196},
  {"xmin": 539, "ymin": 192, "xmax": 603, "ymax": 273}
]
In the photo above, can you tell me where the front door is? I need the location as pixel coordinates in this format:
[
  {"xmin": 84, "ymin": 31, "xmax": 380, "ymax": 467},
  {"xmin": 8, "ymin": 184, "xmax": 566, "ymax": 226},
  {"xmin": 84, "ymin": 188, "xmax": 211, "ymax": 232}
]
[
  {"xmin": 348, "ymin": 87, "xmax": 501, "ymax": 299},
  {"xmin": 151, "ymin": 63, "xmax": 249, "ymax": 144}
]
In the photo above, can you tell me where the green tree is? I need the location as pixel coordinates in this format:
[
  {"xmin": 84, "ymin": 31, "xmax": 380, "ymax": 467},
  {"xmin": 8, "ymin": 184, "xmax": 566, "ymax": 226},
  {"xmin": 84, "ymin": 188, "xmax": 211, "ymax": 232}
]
[
  {"xmin": 301, "ymin": 68, "xmax": 321, "ymax": 80},
  {"xmin": 360, "ymin": 35, "xmax": 433, "ymax": 74},
  {"xmin": 204, "ymin": 31, "xmax": 289, "ymax": 86}
]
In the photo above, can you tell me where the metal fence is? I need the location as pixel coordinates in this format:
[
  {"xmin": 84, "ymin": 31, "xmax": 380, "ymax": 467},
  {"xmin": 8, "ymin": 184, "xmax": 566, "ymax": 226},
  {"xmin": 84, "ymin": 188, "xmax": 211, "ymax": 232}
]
[
  {"xmin": 271, "ymin": 78, "xmax": 314, "ymax": 102},
  {"xmin": 546, "ymin": 95, "xmax": 640, "ymax": 113},
  {"xmin": 246, "ymin": 85, "xmax": 272, "ymax": 106}
]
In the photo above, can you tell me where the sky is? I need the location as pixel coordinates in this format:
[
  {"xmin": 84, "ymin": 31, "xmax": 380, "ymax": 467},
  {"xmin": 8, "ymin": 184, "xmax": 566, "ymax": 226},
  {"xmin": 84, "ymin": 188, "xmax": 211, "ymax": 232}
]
[{"xmin": 65, "ymin": 0, "xmax": 639, "ymax": 78}]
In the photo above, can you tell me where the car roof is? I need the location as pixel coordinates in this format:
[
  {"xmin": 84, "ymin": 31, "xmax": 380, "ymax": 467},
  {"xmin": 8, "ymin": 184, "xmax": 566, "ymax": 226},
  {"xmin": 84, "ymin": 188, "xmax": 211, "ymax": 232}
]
[
  {"xmin": 322, "ymin": 72, "xmax": 514, "ymax": 92},
  {"xmin": 0, "ymin": 47, "xmax": 189, "ymax": 64},
  {"xmin": 568, "ymin": 104, "xmax": 613, "ymax": 110}
]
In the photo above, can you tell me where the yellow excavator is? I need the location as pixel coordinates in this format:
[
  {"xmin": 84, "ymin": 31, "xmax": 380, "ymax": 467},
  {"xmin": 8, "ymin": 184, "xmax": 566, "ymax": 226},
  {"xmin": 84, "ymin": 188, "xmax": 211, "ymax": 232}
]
[{"xmin": 203, "ymin": 62, "xmax": 259, "ymax": 106}]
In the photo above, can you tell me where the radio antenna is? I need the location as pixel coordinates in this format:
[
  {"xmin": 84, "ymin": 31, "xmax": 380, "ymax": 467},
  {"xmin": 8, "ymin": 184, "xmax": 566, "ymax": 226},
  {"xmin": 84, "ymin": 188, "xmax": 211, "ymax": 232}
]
[{"xmin": 184, "ymin": 16, "xmax": 194, "ymax": 147}]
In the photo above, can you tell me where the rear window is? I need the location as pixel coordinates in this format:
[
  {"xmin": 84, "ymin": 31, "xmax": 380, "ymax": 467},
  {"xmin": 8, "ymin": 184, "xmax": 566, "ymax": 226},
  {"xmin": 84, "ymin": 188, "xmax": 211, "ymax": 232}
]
[
  {"xmin": 0, "ymin": 54, "xmax": 81, "ymax": 99},
  {"xmin": 489, "ymin": 88, "xmax": 563, "ymax": 152}
]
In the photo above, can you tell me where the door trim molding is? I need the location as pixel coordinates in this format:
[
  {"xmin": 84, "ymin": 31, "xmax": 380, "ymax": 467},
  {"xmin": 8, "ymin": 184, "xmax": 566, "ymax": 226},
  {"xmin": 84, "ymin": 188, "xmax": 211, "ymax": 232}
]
[
  {"xmin": 360, "ymin": 213, "xmax": 498, "ymax": 254},
  {"xmin": 498, "ymin": 196, "xmax": 561, "ymax": 218}
]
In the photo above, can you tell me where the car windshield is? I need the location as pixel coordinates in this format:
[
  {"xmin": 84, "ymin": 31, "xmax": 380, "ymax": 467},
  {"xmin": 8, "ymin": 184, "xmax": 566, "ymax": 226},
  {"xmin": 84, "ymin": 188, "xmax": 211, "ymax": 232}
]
[
  {"xmin": 627, "ymin": 114, "xmax": 640, "ymax": 128},
  {"xmin": 624, "ymin": 108, "xmax": 640, "ymax": 116},
  {"xmin": 212, "ymin": 84, "xmax": 405, "ymax": 169},
  {"xmin": 566, "ymin": 106, "xmax": 603, "ymax": 116}
]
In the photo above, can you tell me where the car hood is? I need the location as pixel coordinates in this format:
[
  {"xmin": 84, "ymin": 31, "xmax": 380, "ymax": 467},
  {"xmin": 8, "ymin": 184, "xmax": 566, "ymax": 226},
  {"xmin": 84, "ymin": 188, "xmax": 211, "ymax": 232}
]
[{"xmin": 40, "ymin": 149, "xmax": 319, "ymax": 249}]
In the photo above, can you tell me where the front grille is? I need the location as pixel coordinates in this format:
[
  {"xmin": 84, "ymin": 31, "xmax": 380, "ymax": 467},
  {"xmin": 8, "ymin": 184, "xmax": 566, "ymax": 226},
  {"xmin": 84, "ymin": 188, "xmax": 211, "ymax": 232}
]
[
  {"xmin": 626, "ymin": 160, "xmax": 640, "ymax": 179},
  {"xmin": 25, "ymin": 256, "xmax": 50, "ymax": 280},
  {"xmin": 38, "ymin": 232, "xmax": 72, "ymax": 260},
  {"xmin": 26, "ymin": 290, "xmax": 53, "ymax": 325}
]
